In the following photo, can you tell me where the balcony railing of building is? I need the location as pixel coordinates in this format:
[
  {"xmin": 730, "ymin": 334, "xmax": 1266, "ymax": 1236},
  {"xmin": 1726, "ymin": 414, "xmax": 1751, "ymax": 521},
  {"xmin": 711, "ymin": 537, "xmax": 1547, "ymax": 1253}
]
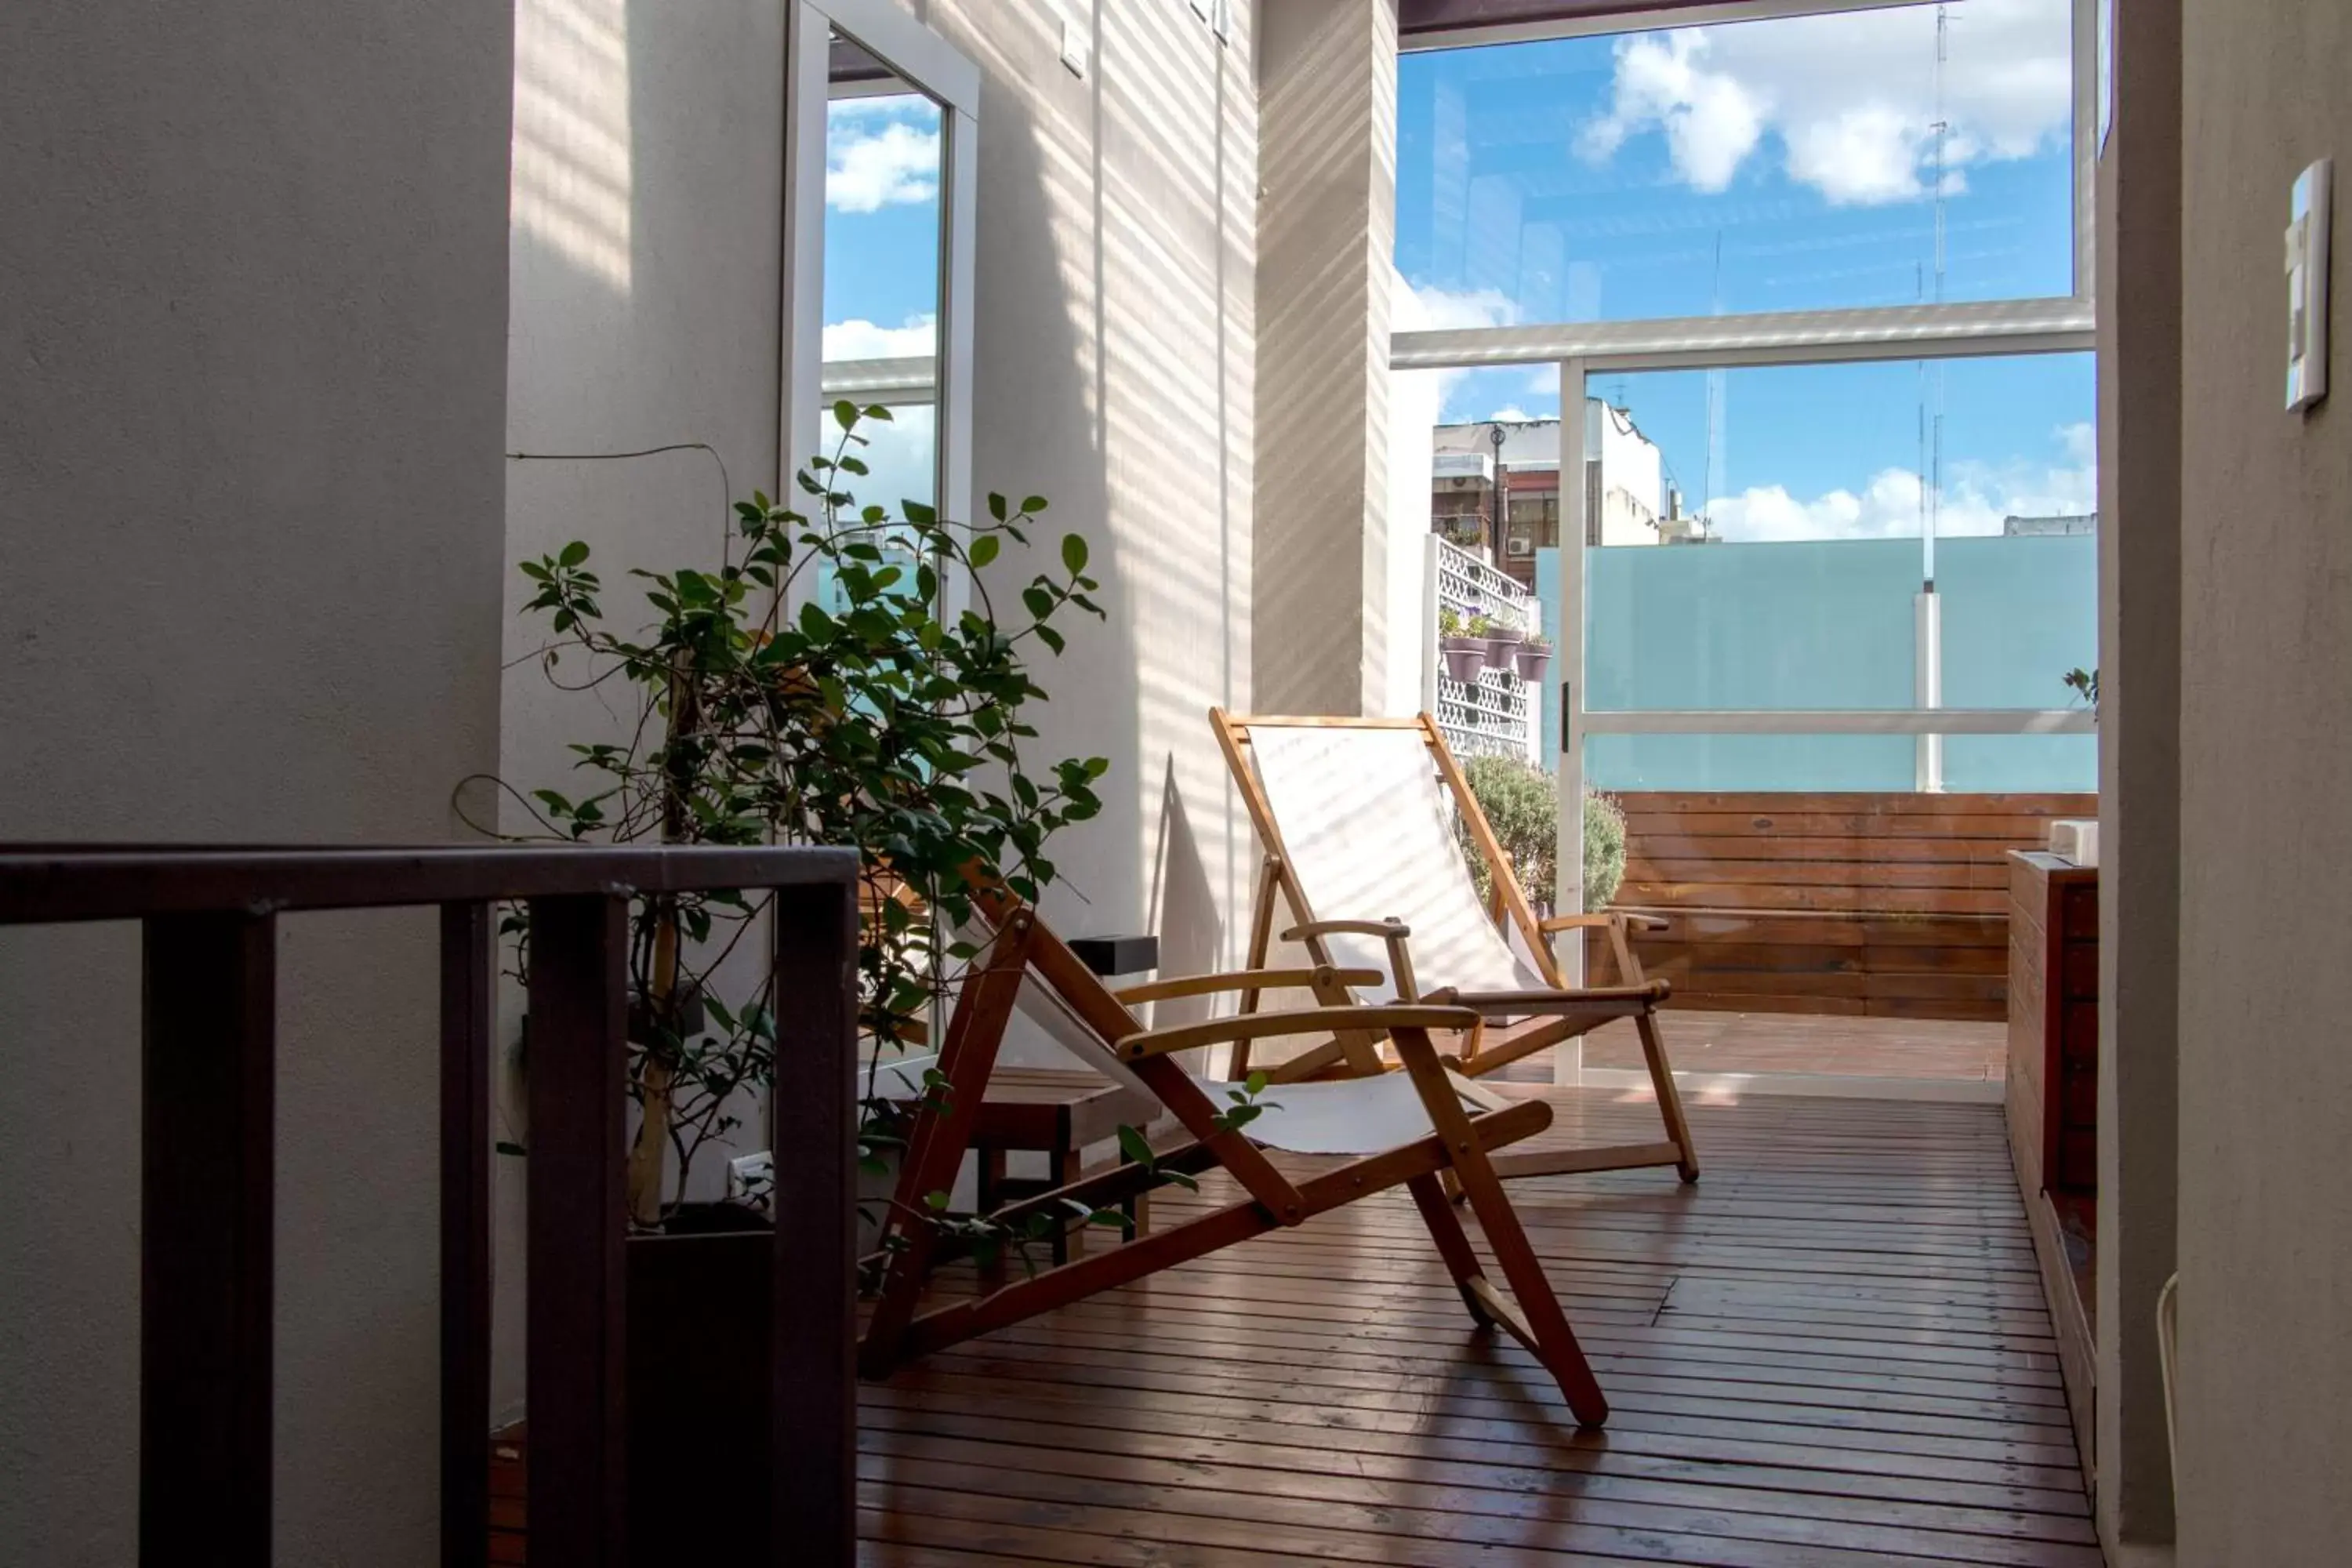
[{"xmin": 0, "ymin": 843, "xmax": 859, "ymax": 1568}]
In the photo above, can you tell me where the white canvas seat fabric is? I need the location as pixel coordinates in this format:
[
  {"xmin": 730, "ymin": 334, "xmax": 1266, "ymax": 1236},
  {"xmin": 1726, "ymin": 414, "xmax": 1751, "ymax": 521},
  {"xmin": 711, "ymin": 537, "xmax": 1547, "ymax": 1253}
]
[
  {"xmin": 1245, "ymin": 725, "xmax": 1548, "ymax": 1001},
  {"xmin": 1006, "ymin": 966, "xmax": 1484, "ymax": 1156}
]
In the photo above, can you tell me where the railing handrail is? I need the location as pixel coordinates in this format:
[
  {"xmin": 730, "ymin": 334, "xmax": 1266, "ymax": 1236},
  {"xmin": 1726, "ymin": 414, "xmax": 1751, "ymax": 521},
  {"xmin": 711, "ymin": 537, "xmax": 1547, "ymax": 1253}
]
[{"xmin": 0, "ymin": 841, "xmax": 860, "ymax": 924}]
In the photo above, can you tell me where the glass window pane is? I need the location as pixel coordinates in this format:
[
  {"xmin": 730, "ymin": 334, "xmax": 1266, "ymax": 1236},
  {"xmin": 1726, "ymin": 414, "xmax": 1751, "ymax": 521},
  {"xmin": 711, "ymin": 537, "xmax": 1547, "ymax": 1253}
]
[
  {"xmin": 1396, "ymin": 0, "xmax": 2077, "ymax": 328},
  {"xmin": 1579, "ymin": 352, "xmax": 2094, "ymax": 717},
  {"xmin": 822, "ymin": 33, "xmax": 942, "ymax": 521}
]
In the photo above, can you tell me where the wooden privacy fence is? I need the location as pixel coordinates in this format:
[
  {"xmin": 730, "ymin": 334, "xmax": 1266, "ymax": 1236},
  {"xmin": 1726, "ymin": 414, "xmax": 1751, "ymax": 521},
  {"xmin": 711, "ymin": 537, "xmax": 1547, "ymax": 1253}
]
[
  {"xmin": 1596, "ymin": 792, "xmax": 2096, "ymax": 1021},
  {"xmin": 0, "ymin": 844, "xmax": 859, "ymax": 1568}
]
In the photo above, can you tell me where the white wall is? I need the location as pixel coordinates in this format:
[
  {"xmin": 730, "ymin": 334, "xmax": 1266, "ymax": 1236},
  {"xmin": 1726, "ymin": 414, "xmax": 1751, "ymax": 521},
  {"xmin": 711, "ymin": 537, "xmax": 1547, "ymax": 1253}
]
[
  {"xmin": 922, "ymin": 0, "xmax": 1258, "ymax": 992},
  {"xmin": 0, "ymin": 2, "xmax": 514, "ymax": 1561},
  {"xmin": 2176, "ymin": 1, "xmax": 2352, "ymax": 1560},
  {"xmin": 1386, "ymin": 270, "xmax": 1441, "ymax": 717},
  {"xmin": 495, "ymin": 0, "xmax": 793, "ymax": 1420}
]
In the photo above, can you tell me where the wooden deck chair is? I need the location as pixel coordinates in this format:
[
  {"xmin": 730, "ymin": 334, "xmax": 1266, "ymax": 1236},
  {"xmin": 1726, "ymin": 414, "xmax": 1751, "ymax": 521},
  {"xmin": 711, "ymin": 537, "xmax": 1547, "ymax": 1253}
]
[
  {"xmin": 1210, "ymin": 708, "xmax": 1699, "ymax": 1185},
  {"xmin": 856, "ymin": 891, "xmax": 1614, "ymax": 1427}
]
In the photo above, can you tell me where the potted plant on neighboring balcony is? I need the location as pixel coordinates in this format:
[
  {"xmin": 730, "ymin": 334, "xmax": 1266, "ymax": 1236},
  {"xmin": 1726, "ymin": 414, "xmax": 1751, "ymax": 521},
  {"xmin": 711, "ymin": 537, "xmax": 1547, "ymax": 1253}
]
[
  {"xmin": 1515, "ymin": 631, "xmax": 1553, "ymax": 684},
  {"xmin": 1438, "ymin": 606, "xmax": 1486, "ymax": 684},
  {"xmin": 1470, "ymin": 612, "xmax": 1522, "ymax": 672}
]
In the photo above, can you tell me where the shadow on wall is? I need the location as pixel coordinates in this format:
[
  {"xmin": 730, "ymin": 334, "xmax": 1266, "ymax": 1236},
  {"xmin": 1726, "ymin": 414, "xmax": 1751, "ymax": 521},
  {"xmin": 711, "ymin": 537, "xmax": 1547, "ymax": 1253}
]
[{"xmin": 932, "ymin": 0, "xmax": 1251, "ymax": 978}]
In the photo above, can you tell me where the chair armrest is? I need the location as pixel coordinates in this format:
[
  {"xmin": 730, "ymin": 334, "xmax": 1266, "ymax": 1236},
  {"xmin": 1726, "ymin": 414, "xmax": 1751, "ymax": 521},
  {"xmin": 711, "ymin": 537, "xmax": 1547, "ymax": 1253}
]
[
  {"xmin": 1112, "ymin": 965, "xmax": 1383, "ymax": 1007},
  {"xmin": 1113, "ymin": 1004, "xmax": 1479, "ymax": 1062},
  {"xmin": 1280, "ymin": 918, "xmax": 1421, "ymax": 1001},
  {"xmin": 1282, "ymin": 918, "xmax": 1409, "ymax": 942}
]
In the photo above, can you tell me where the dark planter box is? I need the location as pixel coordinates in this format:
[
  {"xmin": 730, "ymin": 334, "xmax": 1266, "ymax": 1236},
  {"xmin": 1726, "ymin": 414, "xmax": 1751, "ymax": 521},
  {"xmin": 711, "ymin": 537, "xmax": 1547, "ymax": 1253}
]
[{"xmin": 626, "ymin": 1214, "xmax": 773, "ymax": 1559}]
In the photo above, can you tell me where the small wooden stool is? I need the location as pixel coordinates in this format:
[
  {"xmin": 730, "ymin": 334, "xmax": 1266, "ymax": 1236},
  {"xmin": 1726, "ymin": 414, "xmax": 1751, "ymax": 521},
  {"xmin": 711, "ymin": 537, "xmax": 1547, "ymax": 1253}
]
[{"xmin": 972, "ymin": 1066, "xmax": 1157, "ymax": 1265}]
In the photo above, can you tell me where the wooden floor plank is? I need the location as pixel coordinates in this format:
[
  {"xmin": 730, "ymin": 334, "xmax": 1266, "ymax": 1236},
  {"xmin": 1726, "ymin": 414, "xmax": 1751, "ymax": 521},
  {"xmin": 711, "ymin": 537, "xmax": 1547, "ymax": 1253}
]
[
  {"xmin": 855, "ymin": 1087, "xmax": 2093, "ymax": 1566},
  {"xmin": 501, "ymin": 1087, "xmax": 2092, "ymax": 1565}
]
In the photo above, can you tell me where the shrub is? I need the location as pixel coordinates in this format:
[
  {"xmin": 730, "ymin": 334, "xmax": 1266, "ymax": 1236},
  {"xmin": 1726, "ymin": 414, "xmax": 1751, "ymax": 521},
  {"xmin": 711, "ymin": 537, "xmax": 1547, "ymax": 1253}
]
[{"xmin": 1455, "ymin": 753, "xmax": 1626, "ymax": 913}]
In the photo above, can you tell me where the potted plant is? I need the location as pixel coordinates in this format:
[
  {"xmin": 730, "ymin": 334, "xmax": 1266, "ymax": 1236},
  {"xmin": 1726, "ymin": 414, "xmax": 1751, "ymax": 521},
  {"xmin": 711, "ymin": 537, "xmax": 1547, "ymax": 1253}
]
[
  {"xmin": 1469, "ymin": 612, "xmax": 1521, "ymax": 672},
  {"xmin": 1515, "ymin": 630, "xmax": 1553, "ymax": 683},
  {"xmin": 471, "ymin": 401, "xmax": 1109, "ymax": 1558},
  {"xmin": 1438, "ymin": 605, "xmax": 1486, "ymax": 684}
]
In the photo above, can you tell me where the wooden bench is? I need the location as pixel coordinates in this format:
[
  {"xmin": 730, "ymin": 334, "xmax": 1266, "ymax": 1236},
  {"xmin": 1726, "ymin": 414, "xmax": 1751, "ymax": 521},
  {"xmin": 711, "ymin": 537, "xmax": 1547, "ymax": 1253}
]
[{"xmin": 1594, "ymin": 791, "xmax": 2096, "ymax": 1022}]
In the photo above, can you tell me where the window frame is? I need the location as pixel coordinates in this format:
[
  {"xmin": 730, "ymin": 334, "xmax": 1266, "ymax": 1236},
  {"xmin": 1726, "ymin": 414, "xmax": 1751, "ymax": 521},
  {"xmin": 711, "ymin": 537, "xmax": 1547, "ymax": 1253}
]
[{"xmin": 1391, "ymin": 0, "xmax": 2103, "ymax": 956}]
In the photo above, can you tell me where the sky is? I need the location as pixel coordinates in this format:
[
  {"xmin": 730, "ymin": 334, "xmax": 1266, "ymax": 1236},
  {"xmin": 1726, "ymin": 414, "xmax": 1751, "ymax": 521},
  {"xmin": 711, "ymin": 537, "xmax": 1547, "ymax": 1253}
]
[
  {"xmin": 822, "ymin": 87, "xmax": 943, "ymax": 514},
  {"xmin": 1396, "ymin": 0, "xmax": 2092, "ymax": 543}
]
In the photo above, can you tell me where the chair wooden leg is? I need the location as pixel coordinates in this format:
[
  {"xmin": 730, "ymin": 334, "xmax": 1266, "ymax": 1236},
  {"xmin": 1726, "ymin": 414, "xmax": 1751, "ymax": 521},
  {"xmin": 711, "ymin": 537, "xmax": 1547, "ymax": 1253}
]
[
  {"xmin": 1405, "ymin": 1173, "xmax": 1496, "ymax": 1327},
  {"xmin": 861, "ymin": 920, "xmax": 1032, "ymax": 1378},
  {"xmin": 1635, "ymin": 1008, "xmax": 1700, "ymax": 1183},
  {"xmin": 1388, "ymin": 1029, "xmax": 1610, "ymax": 1427},
  {"xmin": 1447, "ymin": 1139, "xmax": 1610, "ymax": 1427}
]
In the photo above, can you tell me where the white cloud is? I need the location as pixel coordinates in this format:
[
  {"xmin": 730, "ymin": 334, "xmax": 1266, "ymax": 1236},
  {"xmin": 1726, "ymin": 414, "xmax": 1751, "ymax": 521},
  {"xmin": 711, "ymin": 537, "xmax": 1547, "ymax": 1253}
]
[
  {"xmin": 822, "ymin": 314, "xmax": 936, "ymax": 360},
  {"xmin": 1486, "ymin": 405, "xmax": 1537, "ymax": 423},
  {"xmin": 1396, "ymin": 281, "xmax": 1518, "ymax": 332},
  {"xmin": 826, "ymin": 114, "xmax": 939, "ymax": 212},
  {"xmin": 1704, "ymin": 426, "xmax": 2094, "ymax": 543},
  {"xmin": 1579, "ymin": 0, "xmax": 2073, "ymax": 207},
  {"xmin": 2058, "ymin": 419, "xmax": 2096, "ymax": 465}
]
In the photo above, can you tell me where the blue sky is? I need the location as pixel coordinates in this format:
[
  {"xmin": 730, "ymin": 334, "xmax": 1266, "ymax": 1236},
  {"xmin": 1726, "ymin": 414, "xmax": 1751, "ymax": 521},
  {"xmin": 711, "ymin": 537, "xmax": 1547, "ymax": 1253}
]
[
  {"xmin": 1396, "ymin": 0, "xmax": 2091, "ymax": 539},
  {"xmin": 822, "ymin": 91, "xmax": 943, "ymax": 514}
]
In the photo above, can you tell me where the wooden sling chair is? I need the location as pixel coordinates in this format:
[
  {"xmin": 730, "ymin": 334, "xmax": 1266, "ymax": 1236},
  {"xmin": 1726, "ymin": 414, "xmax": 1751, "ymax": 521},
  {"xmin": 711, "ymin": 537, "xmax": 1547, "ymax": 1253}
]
[
  {"xmin": 856, "ymin": 891, "xmax": 1614, "ymax": 1427},
  {"xmin": 1210, "ymin": 708, "xmax": 1700, "ymax": 1185}
]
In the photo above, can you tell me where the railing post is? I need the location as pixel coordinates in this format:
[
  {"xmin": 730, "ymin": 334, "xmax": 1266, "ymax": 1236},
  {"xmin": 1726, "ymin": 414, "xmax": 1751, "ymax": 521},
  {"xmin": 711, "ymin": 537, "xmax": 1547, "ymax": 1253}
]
[
  {"xmin": 524, "ymin": 894, "xmax": 630, "ymax": 1567},
  {"xmin": 440, "ymin": 901, "xmax": 495, "ymax": 1568},
  {"xmin": 142, "ymin": 910, "xmax": 276, "ymax": 1566},
  {"xmin": 768, "ymin": 878, "xmax": 859, "ymax": 1564}
]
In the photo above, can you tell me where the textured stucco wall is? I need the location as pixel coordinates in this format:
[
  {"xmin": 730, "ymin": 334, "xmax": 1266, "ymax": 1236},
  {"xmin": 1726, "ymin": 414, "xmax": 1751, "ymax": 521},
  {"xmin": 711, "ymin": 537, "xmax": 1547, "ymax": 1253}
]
[
  {"xmin": 923, "ymin": 0, "xmax": 1258, "ymax": 983},
  {"xmin": 0, "ymin": 2, "xmax": 514, "ymax": 1561},
  {"xmin": 491, "ymin": 0, "xmax": 1258, "ymax": 1406},
  {"xmin": 493, "ymin": 0, "xmax": 792, "ymax": 1420},
  {"xmin": 1254, "ymin": 0, "xmax": 1396, "ymax": 716},
  {"xmin": 2094, "ymin": 0, "xmax": 2182, "ymax": 1548},
  {"xmin": 2176, "ymin": 1, "xmax": 2352, "ymax": 1561}
]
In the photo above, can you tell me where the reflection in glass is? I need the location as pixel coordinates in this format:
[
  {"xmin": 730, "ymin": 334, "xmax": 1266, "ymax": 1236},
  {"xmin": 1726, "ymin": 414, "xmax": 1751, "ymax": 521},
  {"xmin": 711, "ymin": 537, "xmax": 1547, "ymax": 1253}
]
[
  {"xmin": 822, "ymin": 28, "xmax": 942, "ymax": 521},
  {"xmin": 1397, "ymin": 0, "xmax": 2076, "ymax": 331},
  {"xmin": 819, "ymin": 29, "xmax": 945, "ymax": 611}
]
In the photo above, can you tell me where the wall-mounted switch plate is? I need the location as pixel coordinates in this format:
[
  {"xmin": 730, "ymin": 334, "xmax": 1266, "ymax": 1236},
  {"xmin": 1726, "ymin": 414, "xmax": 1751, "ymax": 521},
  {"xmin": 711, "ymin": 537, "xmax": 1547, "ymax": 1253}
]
[
  {"xmin": 2286, "ymin": 158, "xmax": 2332, "ymax": 412},
  {"xmin": 1061, "ymin": 18, "xmax": 1090, "ymax": 79}
]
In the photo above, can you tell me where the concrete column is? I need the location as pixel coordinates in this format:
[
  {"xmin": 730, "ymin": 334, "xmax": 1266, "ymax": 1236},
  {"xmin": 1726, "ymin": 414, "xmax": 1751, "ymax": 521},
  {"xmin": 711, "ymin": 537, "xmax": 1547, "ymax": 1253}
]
[
  {"xmin": 2094, "ymin": 0, "xmax": 2181, "ymax": 1552},
  {"xmin": 1254, "ymin": 0, "xmax": 1397, "ymax": 715}
]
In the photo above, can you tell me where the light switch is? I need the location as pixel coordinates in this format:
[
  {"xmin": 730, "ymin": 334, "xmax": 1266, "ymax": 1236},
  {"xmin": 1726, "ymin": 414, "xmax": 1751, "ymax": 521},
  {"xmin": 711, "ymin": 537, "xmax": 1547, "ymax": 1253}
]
[
  {"xmin": 2286, "ymin": 158, "xmax": 2331, "ymax": 412},
  {"xmin": 1060, "ymin": 17, "xmax": 1089, "ymax": 79}
]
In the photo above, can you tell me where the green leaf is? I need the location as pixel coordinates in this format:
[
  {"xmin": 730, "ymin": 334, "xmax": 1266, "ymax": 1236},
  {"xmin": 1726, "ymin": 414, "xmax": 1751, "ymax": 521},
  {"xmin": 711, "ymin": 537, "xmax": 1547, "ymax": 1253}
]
[
  {"xmin": 1116, "ymin": 1124, "xmax": 1155, "ymax": 1168},
  {"xmin": 1022, "ymin": 495, "xmax": 1050, "ymax": 514},
  {"xmin": 833, "ymin": 399, "xmax": 859, "ymax": 430},
  {"xmin": 1060, "ymin": 534, "xmax": 1087, "ymax": 575},
  {"xmin": 558, "ymin": 539, "xmax": 590, "ymax": 568},
  {"xmin": 969, "ymin": 535, "xmax": 1000, "ymax": 568}
]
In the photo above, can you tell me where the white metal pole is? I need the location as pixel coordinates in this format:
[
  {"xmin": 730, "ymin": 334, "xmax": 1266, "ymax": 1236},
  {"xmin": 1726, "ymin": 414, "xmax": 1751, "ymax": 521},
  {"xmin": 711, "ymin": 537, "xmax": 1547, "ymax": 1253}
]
[
  {"xmin": 1555, "ymin": 359, "xmax": 1589, "ymax": 1086},
  {"xmin": 1914, "ymin": 589, "xmax": 1944, "ymax": 791}
]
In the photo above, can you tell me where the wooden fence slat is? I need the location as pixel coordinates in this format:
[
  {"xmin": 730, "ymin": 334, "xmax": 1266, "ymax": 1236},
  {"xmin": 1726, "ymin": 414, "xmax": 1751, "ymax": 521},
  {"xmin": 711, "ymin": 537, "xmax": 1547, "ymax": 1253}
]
[{"xmin": 1602, "ymin": 792, "xmax": 2091, "ymax": 1021}]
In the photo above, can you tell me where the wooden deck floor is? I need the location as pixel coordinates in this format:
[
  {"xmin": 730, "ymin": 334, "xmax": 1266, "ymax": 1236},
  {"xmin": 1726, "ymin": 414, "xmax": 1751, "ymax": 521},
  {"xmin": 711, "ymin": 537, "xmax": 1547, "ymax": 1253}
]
[
  {"xmin": 858, "ymin": 1087, "xmax": 2093, "ymax": 1566},
  {"xmin": 1563, "ymin": 1012, "xmax": 2009, "ymax": 1083}
]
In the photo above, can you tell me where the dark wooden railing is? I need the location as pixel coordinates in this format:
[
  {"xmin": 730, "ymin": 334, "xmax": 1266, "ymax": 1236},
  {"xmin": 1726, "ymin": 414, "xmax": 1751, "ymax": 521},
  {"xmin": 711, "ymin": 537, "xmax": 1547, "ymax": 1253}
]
[{"xmin": 0, "ymin": 844, "xmax": 860, "ymax": 1568}]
